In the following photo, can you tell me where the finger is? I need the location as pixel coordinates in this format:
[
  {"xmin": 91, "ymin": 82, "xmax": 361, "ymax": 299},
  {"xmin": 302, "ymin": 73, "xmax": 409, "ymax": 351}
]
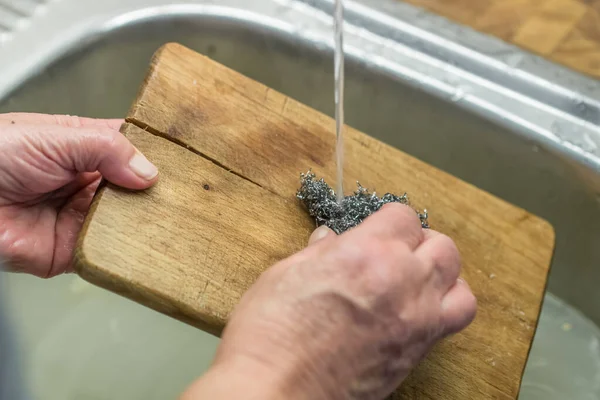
[
  {"xmin": 307, "ymin": 225, "xmax": 335, "ymax": 246},
  {"xmin": 440, "ymin": 278, "xmax": 477, "ymax": 335},
  {"xmin": 48, "ymin": 172, "xmax": 101, "ymax": 202},
  {"xmin": 414, "ymin": 229, "xmax": 461, "ymax": 291},
  {"xmin": 0, "ymin": 113, "xmax": 123, "ymax": 130},
  {"xmin": 34, "ymin": 125, "xmax": 158, "ymax": 189},
  {"xmin": 351, "ymin": 202, "xmax": 424, "ymax": 250},
  {"xmin": 51, "ymin": 178, "xmax": 103, "ymax": 277}
]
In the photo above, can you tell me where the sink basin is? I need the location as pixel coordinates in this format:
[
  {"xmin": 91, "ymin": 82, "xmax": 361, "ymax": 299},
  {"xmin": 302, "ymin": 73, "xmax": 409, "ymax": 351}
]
[{"xmin": 1, "ymin": 0, "xmax": 599, "ymax": 399}]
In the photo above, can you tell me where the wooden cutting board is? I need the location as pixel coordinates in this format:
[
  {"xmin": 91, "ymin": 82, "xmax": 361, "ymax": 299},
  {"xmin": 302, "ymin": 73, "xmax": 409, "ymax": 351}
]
[{"xmin": 74, "ymin": 43, "xmax": 555, "ymax": 399}]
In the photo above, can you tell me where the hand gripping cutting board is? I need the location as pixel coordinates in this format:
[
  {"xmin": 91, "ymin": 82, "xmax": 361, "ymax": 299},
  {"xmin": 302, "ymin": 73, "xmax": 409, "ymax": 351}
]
[{"xmin": 75, "ymin": 43, "xmax": 554, "ymax": 399}]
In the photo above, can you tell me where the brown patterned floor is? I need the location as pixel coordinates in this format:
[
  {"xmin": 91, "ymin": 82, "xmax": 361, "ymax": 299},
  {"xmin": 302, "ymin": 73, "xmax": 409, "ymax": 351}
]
[{"xmin": 401, "ymin": 0, "xmax": 600, "ymax": 78}]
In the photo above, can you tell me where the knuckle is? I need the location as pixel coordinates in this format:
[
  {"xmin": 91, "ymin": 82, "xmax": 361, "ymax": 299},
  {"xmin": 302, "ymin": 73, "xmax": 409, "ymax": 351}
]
[
  {"xmin": 435, "ymin": 234, "xmax": 461, "ymax": 269},
  {"xmin": 465, "ymin": 289, "xmax": 478, "ymax": 316},
  {"xmin": 70, "ymin": 115, "xmax": 84, "ymax": 128},
  {"xmin": 356, "ymin": 239, "xmax": 410, "ymax": 283},
  {"xmin": 448, "ymin": 286, "xmax": 478, "ymax": 331},
  {"xmin": 95, "ymin": 127, "xmax": 120, "ymax": 152},
  {"xmin": 458, "ymin": 297, "xmax": 478, "ymax": 330},
  {"xmin": 81, "ymin": 128, "xmax": 121, "ymax": 170},
  {"xmin": 436, "ymin": 233, "xmax": 458, "ymax": 252},
  {"xmin": 381, "ymin": 202, "xmax": 419, "ymax": 223},
  {"xmin": 54, "ymin": 114, "xmax": 81, "ymax": 128},
  {"xmin": 348, "ymin": 240, "xmax": 383, "ymax": 276},
  {"xmin": 358, "ymin": 239, "xmax": 395, "ymax": 266},
  {"xmin": 346, "ymin": 239, "xmax": 384, "ymax": 270}
]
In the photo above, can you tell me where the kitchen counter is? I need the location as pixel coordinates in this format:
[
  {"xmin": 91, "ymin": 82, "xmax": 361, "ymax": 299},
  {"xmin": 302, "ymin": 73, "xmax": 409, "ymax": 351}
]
[{"xmin": 403, "ymin": 0, "xmax": 600, "ymax": 79}]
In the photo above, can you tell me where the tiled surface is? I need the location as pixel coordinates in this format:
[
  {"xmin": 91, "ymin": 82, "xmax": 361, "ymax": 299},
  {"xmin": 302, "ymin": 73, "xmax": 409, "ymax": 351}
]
[{"xmin": 402, "ymin": 0, "xmax": 600, "ymax": 78}]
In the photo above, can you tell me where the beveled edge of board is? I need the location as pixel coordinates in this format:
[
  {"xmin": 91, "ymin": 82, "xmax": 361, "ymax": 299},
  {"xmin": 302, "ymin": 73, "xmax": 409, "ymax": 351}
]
[{"xmin": 516, "ymin": 238, "xmax": 557, "ymax": 392}]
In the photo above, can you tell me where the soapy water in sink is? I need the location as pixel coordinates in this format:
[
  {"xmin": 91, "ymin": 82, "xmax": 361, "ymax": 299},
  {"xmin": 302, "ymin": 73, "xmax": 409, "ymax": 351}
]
[
  {"xmin": 3, "ymin": 274, "xmax": 219, "ymax": 400},
  {"xmin": 3, "ymin": 273, "xmax": 600, "ymax": 399},
  {"xmin": 521, "ymin": 293, "xmax": 600, "ymax": 400}
]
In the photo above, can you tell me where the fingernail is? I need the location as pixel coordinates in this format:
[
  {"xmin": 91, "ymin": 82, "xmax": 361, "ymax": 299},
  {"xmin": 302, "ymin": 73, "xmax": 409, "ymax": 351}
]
[
  {"xmin": 313, "ymin": 226, "xmax": 331, "ymax": 240},
  {"xmin": 309, "ymin": 225, "xmax": 332, "ymax": 245},
  {"xmin": 457, "ymin": 277, "xmax": 465, "ymax": 284},
  {"xmin": 129, "ymin": 150, "xmax": 158, "ymax": 180}
]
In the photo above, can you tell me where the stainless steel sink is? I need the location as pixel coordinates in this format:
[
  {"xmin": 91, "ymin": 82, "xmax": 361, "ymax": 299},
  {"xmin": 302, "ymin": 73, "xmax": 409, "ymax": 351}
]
[{"xmin": 1, "ymin": 0, "xmax": 599, "ymax": 399}]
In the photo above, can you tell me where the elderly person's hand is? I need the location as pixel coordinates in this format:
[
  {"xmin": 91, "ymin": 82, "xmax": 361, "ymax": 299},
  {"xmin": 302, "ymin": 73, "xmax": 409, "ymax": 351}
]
[
  {"xmin": 182, "ymin": 204, "xmax": 477, "ymax": 400},
  {"xmin": 0, "ymin": 113, "xmax": 158, "ymax": 278}
]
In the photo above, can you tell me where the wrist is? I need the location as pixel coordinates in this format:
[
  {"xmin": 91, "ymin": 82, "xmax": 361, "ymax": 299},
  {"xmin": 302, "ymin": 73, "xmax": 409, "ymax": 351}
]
[
  {"xmin": 180, "ymin": 354, "xmax": 331, "ymax": 400},
  {"xmin": 180, "ymin": 358, "xmax": 283, "ymax": 400}
]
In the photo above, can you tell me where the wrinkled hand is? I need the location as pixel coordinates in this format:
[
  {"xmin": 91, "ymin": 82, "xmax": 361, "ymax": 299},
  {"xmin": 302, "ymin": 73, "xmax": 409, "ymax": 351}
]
[
  {"xmin": 184, "ymin": 204, "xmax": 477, "ymax": 400},
  {"xmin": 0, "ymin": 113, "xmax": 159, "ymax": 278}
]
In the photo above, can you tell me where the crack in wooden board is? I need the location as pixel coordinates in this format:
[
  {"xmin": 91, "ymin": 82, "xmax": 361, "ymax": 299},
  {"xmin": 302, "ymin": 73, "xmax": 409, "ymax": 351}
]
[
  {"xmin": 126, "ymin": 117, "xmax": 267, "ymax": 190},
  {"xmin": 75, "ymin": 43, "xmax": 555, "ymax": 399}
]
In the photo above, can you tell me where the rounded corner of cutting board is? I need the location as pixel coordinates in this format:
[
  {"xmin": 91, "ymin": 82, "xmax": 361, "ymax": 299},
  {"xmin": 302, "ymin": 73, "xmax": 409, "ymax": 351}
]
[{"xmin": 73, "ymin": 230, "xmax": 103, "ymax": 281}]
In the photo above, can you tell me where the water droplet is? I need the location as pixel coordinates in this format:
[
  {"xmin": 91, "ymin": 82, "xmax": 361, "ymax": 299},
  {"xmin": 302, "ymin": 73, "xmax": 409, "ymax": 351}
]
[
  {"xmin": 451, "ymin": 86, "xmax": 470, "ymax": 102},
  {"xmin": 442, "ymin": 75, "xmax": 460, "ymax": 86},
  {"xmin": 505, "ymin": 53, "xmax": 524, "ymax": 68},
  {"xmin": 583, "ymin": 133, "xmax": 598, "ymax": 152},
  {"xmin": 451, "ymin": 90, "xmax": 465, "ymax": 102}
]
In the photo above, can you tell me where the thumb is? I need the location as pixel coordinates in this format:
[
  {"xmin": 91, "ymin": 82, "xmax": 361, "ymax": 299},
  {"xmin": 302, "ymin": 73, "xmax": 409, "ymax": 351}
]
[
  {"xmin": 307, "ymin": 225, "xmax": 335, "ymax": 246},
  {"xmin": 44, "ymin": 125, "xmax": 158, "ymax": 189}
]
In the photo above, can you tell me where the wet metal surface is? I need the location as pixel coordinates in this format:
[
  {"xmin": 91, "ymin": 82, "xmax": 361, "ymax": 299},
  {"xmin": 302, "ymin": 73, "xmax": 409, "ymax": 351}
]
[{"xmin": 297, "ymin": 171, "xmax": 428, "ymax": 234}]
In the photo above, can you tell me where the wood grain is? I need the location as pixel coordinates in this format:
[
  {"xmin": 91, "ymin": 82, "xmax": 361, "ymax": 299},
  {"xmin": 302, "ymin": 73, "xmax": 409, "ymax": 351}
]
[
  {"xmin": 75, "ymin": 43, "xmax": 555, "ymax": 399},
  {"xmin": 76, "ymin": 122, "xmax": 315, "ymax": 335},
  {"xmin": 402, "ymin": 0, "xmax": 600, "ymax": 78}
]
